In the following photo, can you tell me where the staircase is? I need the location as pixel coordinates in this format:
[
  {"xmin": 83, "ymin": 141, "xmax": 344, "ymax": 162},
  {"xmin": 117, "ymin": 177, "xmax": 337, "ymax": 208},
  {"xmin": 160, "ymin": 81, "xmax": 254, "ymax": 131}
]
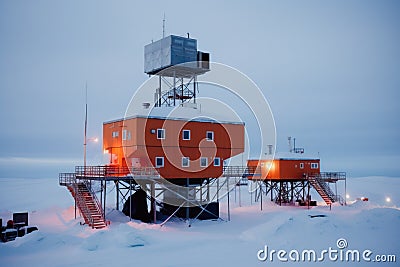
[
  {"xmin": 308, "ymin": 175, "xmax": 336, "ymax": 205},
  {"xmin": 60, "ymin": 173, "xmax": 106, "ymax": 229}
]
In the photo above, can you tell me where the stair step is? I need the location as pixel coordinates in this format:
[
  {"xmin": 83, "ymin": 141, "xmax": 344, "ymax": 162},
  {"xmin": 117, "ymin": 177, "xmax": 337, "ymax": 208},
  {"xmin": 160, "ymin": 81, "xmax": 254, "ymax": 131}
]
[
  {"xmin": 65, "ymin": 184, "xmax": 106, "ymax": 229},
  {"xmin": 92, "ymin": 222, "xmax": 106, "ymax": 225}
]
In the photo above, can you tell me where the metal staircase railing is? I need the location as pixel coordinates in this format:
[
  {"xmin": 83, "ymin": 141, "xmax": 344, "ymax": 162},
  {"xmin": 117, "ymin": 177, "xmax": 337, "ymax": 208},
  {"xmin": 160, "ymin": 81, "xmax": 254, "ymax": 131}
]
[
  {"xmin": 315, "ymin": 177, "xmax": 336, "ymax": 200},
  {"xmin": 59, "ymin": 173, "xmax": 106, "ymax": 228},
  {"xmin": 308, "ymin": 173, "xmax": 345, "ymax": 205},
  {"xmin": 74, "ymin": 183, "xmax": 95, "ymax": 227},
  {"xmin": 222, "ymin": 166, "xmax": 257, "ymax": 178},
  {"xmin": 74, "ymin": 165, "xmax": 160, "ymax": 179},
  {"xmin": 308, "ymin": 176, "xmax": 332, "ymax": 205},
  {"xmin": 80, "ymin": 180, "xmax": 105, "ymax": 227}
]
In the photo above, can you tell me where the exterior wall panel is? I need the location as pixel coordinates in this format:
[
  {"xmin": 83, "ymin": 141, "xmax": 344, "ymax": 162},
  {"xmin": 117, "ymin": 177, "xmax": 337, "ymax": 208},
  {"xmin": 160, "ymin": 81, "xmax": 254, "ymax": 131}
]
[
  {"xmin": 247, "ymin": 158, "xmax": 320, "ymax": 180},
  {"xmin": 103, "ymin": 116, "xmax": 244, "ymax": 179}
]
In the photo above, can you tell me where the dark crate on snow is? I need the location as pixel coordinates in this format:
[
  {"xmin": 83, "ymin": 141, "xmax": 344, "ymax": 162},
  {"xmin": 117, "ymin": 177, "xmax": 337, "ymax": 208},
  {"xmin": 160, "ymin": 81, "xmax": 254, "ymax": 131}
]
[
  {"xmin": 1, "ymin": 229, "xmax": 17, "ymax": 242},
  {"xmin": 13, "ymin": 212, "xmax": 28, "ymax": 226},
  {"xmin": 18, "ymin": 226, "xmax": 38, "ymax": 237}
]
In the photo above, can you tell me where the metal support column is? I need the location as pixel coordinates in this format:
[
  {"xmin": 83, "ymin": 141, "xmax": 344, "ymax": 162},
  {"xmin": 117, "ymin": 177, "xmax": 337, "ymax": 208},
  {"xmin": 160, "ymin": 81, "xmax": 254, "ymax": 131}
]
[
  {"xmin": 227, "ymin": 177, "xmax": 230, "ymax": 221},
  {"xmin": 129, "ymin": 180, "xmax": 132, "ymax": 221},
  {"xmin": 344, "ymin": 178, "xmax": 347, "ymax": 206},
  {"xmin": 291, "ymin": 182, "xmax": 294, "ymax": 202},
  {"xmin": 307, "ymin": 181, "xmax": 310, "ymax": 210},
  {"xmin": 158, "ymin": 75, "xmax": 162, "ymax": 107},
  {"xmin": 151, "ymin": 182, "xmax": 156, "ymax": 223},
  {"xmin": 100, "ymin": 179, "xmax": 103, "ymax": 212},
  {"xmin": 181, "ymin": 77, "xmax": 184, "ymax": 104},
  {"xmin": 254, "ymin": 185, "xmax": 257, "ymax": 202},
  {"xmin": 73, "ymin": 181, "xmax": 77, "ymax": 219},
  {"xmin": 116, "ymin": 181, "xmax": 119, "ymax": 210},
  {"xmin": 270, "ymin": 181, "xmax": 274, "ymax": 201},
  {"xmin": 103, "ymin": 177, "xmax": 106, "ymax": 220},
  {"xmin": 217, "ymin": 178, "xmax": 219, "ymax": 200},
  {"xmin": 193, "ymin": 76, "xmax": 197, "ymax": 103},
  {"xmin": 173, "ymin": 71, "xmax": 176, "ymax": 106},
  {"xmin": 207, "ymin": 178, "xmax": 210, "ymax": 202},
  {"xmin": 239, "ymin": 180, "xmax": 242, "ymax": 207},
  {"xmin": 260, "ymin": 183, "xmax": 263, "ymax": 211},
  {"xmin": 186, "ymin": 178, "xmax": 189, "ymax": 223},
  {"xmin": 250, "ymin": 182, "xmax": 253, "ymax": 205}
]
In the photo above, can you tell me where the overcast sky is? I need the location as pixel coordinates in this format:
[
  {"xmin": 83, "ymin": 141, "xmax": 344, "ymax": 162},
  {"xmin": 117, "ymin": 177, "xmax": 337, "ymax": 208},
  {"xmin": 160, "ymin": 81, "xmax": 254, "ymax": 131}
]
[{"xmin": 0, "ymin": 0, "xmax": 399, "ymax": 178}]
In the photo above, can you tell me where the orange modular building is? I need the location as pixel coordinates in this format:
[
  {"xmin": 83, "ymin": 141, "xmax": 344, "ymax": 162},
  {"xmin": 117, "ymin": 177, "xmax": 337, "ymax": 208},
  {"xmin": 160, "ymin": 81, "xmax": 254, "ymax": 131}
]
[
  {"xmin": 103, "ymin": 115, "xmax": 245, "ymax": 180},
  {"xmin": 247, "ymin": 154, "xmax": 320, "ymax": 180}
]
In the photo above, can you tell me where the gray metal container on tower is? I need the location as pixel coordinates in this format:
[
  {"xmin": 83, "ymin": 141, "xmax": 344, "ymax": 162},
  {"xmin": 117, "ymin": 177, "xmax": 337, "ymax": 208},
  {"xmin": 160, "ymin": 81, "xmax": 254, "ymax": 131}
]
[{"xmin": 144, "ymin": 35, "xmax": 209, "ymax": 77}]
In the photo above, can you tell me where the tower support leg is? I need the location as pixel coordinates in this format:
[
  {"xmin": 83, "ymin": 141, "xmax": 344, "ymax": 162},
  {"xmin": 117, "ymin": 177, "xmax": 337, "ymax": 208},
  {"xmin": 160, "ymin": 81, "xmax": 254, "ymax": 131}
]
[
  {"xmin": 116, "ymin": 181, "xmax": 119, "ymax": 211},
  {"xmin": 151, "ymin": 182, "xmax": 156, "ymax": 223}
]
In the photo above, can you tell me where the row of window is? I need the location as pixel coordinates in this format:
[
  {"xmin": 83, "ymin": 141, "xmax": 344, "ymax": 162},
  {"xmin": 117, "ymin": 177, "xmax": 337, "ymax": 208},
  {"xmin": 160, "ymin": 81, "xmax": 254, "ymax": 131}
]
[
  {"xmin": 157, "ymin": 129, "xmax": 214, "ymax": 141},
  {"xmin": 299, "ymin": 163, "xmax": 319, "ymax": 169},
  {"xmin": 113, "ymin": 130, "xmax": 132, "ymax": 140},
  {"xmin": 112, "ymin": 129, "xmax": 215, "ymax": 142},
  {"xmin": 155, "ymin": 157, "xmax": 221, "ymax": 168}
]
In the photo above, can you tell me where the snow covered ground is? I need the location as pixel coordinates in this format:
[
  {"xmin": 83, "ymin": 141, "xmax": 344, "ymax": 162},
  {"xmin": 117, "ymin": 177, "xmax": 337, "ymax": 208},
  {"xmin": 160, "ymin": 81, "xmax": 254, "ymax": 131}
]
[{"xmin": 0, "ymin": 176, "xmax": 399, "ymax": 266}]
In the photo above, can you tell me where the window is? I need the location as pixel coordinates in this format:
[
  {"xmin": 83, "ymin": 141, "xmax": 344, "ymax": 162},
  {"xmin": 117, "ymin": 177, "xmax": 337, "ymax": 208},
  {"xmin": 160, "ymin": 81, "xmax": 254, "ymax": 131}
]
[
  {"xmin": 200, "ymin": 157, "xmax": 208, "ymax": 167},
  {"xmin": 300, "ymin": 163, "xmax": 304, "ymax": 169},
  {"xmin": 112, "ymin": 131, "xmax": 119, "ymax": 138},
  {"xmin": 122, "ymin": 129, "xmax": 131, "ymax": 141},
  {"xmin": 157, "ymin": 128, "xmax": 165, "ymax": 139},
  {"xmin": 214, "ymin": 157, "xmax": 221, "ymax": 166},
  {"xmin": 182, "ymin": 157, "xmax": 190, "ymax": 167},
  {"xmin": 182, "ymin": 130, "xmax": 190, "ymax": 140},
  {"xmin": 155, "ymin": 157, "xmax": 164, "ymax": 168},
  {"xmin": 265, "ymin": 162, "xmax": 273, "ymax": 169},
  {"xmin": 206, "ymin": 131, "xmax": 214, "ymax": 141},
  {"xmin": 311, "ymin": 163, "xmax": 319, "ymax": 169}
]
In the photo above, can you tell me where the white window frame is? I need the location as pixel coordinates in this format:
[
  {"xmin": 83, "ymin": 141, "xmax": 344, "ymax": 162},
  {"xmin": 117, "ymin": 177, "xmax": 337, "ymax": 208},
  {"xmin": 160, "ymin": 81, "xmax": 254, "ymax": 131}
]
[
  {"xmin": 300, "ymin": 163, "xmax": 304, "ymax": 169},
  {"xmin": 206, "ymin": 131, "xmax": 214, "ymax": 141},
  {"xmin": 112, "ymin": 131, "xmax": 119, "ymax": 138},
  {"xmin": 200, "ymin": 157, "xmax": 208, "ymax": 167},
  {"xmin": 155, "ymin": 157, "xmax": 164, "ymax": 168},
  {"xmin": 122, "ymin": 129, "xmax": 131, "ymax": 141},
  {"xmin": 182, "ymin": 157, "xmax": 190, "ymax": 167},
  {"xmin": 182, "ymin": 129, "xmax": 191, "ymax": 140},
  {"xmin": 311, "ymin": 163, "xmax": 319, "ymax": 169},
  {"xmin": 214, "ymin": 157, "xmax": 221, "ymax": 166},
  {"xmin": 157, "ymin": 128, "xmax": 165, "ymax": 140}
]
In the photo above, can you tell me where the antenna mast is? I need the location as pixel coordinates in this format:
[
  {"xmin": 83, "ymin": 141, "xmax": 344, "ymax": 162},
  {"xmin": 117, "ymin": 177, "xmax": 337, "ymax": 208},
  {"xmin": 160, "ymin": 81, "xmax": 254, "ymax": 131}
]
[
  {"xmin": 84, "ymin": 82, "xmax": 88, "ymax": 169},
  {"xmin": 162, "ymin": 13, "xmax": 166, "ymax": 38}
]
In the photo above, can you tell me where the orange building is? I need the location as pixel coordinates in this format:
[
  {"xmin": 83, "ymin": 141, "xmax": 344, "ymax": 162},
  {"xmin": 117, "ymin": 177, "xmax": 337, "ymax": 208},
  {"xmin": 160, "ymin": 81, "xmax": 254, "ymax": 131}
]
[
  {"xmin": 103, "ymin": 115, "xmax": 245, "ymax": 180},
  {"xmin": 247, "ymin": 153, "xmax": 320, "ymax": 180}
]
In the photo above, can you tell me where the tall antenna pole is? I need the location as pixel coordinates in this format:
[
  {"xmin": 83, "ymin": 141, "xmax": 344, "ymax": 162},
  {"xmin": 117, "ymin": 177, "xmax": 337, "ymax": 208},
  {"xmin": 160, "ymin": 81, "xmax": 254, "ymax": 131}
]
[
  {"xmin": 84, "ymin": 82, "xmax": 88, "ymax": 170},
  {"xmin": 162, "ymin": 13, "xmax": 166, "ymax": 38}
]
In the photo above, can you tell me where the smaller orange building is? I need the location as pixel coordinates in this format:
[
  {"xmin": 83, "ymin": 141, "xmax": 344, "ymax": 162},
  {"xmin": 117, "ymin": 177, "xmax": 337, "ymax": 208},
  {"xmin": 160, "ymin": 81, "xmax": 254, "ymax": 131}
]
[{"xmin": 247, "ymin": 153, "xmax": 320, "ymax": 180}]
